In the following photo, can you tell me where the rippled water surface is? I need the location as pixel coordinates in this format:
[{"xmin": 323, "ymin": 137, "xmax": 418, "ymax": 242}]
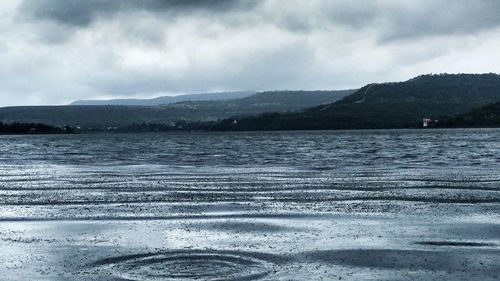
[{"xmin": 1, "ymin": 129, "xmax": 500, "ymax": 280}]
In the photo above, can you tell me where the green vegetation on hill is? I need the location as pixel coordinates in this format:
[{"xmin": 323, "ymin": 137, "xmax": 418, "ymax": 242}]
[
  {"xmin": 440, "ymin": 101, "xmax": 500, "ymax": 127},
  {"xmin": 213, "ymin": 74, "xmax": 500, "ymax": 131},
  {"xmin": 171, "ymin": 90, "xmax": 354, "ymax": 115},
  {"xmin": 6, "ymin": 74, "xmax": 500, "ymax": 132},
  {"xmin": 0, "ymin": 90, "xmax": 353, "ymax": 128},
  {"xmin": 0, "ymin": 122, "xmax": 71, "ymax": 134}
]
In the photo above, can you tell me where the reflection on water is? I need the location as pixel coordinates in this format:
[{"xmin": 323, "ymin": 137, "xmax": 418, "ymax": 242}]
[{"xmin": 1, "ymin": 129, "xmax": 500, "ymax": 280}]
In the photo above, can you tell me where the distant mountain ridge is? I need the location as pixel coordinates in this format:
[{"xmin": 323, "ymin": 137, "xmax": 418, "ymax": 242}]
[
  {"xmin": 214, "ymin": 73, "xmax": 500, "ymax": 130},
  {"xmin": 7, "ymin": 73, "xmax": 500, "ymax": 131},
  {"xmin": 70, "ymin": 91, "xmax": 256, "ymax": 105},
  {"xmin": 1, "ymin": 90, "xmax": 354, "ymax": 127},
  {"xmin": 169, "ymin": 90, "xmax": 355, "ymax": 113}
]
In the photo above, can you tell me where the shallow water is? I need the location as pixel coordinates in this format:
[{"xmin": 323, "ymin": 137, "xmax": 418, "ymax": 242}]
[{"xmin": 1, "ymin": 129, "xmax": 500, "ymax": 280}]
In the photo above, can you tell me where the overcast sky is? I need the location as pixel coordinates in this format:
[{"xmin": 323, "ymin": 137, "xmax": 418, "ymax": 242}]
[{"xmin": 1, "ymin": 0, "xmax": 500, "ymax": 106}]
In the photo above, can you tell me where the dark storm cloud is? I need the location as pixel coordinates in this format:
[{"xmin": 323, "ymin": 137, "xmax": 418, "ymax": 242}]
[
  {"xmin": 18, "ymin": 0, "xmax": 255, "ymax": 26},
  {"xmin": 269, "ymin": 0, "xmax": 500, "ymax": 42},
  {"xmin": 18, "ymin": 0, "xmax": 500, "ymax": 40}
]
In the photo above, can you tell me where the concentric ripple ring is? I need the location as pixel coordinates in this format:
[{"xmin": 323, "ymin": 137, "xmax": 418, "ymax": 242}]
[{"xmin": 92, "ymin": 250, "xmax": 277, "ymax": 281}]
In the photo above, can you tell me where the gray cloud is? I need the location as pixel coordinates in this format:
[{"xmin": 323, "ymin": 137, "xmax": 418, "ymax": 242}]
[
  {"xmin": 269, "ymin": 0, "xmax": 500, "ymax": 41},
  {"xmin": 18, "ymin": 0, "xmax": 256, "ymax": 26},
  {"xmin": 377, "ymin": 0, "xmax": 500, "ymax": 41},
  {"xmin": 1, "ymin": 0, "xmax": 500, "ymax": 106},
  {"xmin": 18, "ymin": 0, "xmax": 500, "ymax": 41}
]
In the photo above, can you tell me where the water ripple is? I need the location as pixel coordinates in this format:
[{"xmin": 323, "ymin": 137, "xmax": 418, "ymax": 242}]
[{"xmin": 91, "ymin": 250, "xmax": 278, "ymax": 281}]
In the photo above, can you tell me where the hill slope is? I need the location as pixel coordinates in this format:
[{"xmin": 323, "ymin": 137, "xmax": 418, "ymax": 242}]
[
  {"xmin": 70, "ymin": 91, "xmax": 256, "ymax": 105},
  {"xmin": 170, "ymin": 90, "xmax": 354, "ymax": 114},
  {"xmin": 214, "ymin": 74, "xmax": 500, "ymax": 130},
  {"xmin": 441, "ymin": 101, "xmax": 500, "ymax": 127},
  {"xmin": 0, "ymin": 90, "xmax": 353, "ymax": 127}
]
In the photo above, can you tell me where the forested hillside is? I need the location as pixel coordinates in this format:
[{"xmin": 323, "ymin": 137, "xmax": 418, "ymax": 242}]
[{"xmin": 213, "ymin": 74, "xmax": 500, "ymax": 130}]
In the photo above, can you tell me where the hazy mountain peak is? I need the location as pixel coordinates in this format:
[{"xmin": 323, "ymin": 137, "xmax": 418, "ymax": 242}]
[{"xmin": 70, "ymin": 91, "xmax": 256, "ymax": 106}]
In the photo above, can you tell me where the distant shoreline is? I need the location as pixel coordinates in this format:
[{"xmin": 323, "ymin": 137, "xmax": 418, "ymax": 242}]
[{"xmin": 2, "ymin": 126, "xmax": 500, "ymax": 136}]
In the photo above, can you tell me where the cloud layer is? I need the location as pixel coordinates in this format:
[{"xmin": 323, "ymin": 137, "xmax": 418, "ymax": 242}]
[{"xmin": 1, "ymin": 0, "xmax": 500, "ymax": 105}]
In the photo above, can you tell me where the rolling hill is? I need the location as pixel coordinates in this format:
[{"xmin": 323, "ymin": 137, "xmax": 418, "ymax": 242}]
[
  {"xmin": 0, "ymin": 90, "xmax": 353, "ymax": 128},
  {"xmin": 70, "ymin": 91, "xmax": 256, "ymax": 106},
  {"xmin": 213, "ymin": 74, "xmax": 500, "ymax": 130}
]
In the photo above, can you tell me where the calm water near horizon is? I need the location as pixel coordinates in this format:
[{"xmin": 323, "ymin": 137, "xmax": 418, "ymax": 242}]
[{"xmin": 1, "ymin": 129, "xmax": 500, "ymax": 280}]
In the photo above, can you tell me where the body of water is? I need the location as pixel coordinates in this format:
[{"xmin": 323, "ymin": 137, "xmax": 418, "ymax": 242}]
[{"xmin": 1, "ymin": 129, "xmax": 500, "ymax": 280}]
